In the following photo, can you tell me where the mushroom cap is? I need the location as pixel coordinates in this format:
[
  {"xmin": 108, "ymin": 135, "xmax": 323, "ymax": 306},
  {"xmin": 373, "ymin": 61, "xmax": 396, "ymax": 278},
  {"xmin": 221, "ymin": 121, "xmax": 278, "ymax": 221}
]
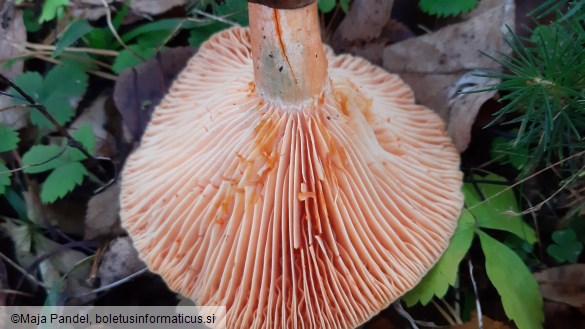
[{"xmin": 120, "ymin": 27, "xmax": 463, "ymax": 328}]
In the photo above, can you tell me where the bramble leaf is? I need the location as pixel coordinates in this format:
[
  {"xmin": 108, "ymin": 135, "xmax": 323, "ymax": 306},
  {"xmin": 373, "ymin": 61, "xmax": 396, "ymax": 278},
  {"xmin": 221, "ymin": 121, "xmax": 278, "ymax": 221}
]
[
  {"xmin": 22, "ymin": 145, "xmax": 68, "ymax": 174},
  {"xmin": 403, "ymin": 209, "xmax": 475, "ymax": 306},
  {"xmin": 0, "ymin": 124, "xmax": 19, "ymax": 152},
  {"xmin": 68, "ymin": 124, "xmax": 96, "ymax": 161},
  {"xmin": 479, "ymin": 231, "xmax": 543, "ymax": 329},
  {"xmin": 419, "ymin": 0, "xmax": 478, "ymax": 17},
  {"xmin": 40, "ymin": 162, "xmax": 87, "ymax": 203},
  {"xmin": 9, "ymin": 72, "xmax": 44, "ymax": 103},
  {"xmin": 464, "ymin": 173, "xmax": 536, "ymax": 243}
]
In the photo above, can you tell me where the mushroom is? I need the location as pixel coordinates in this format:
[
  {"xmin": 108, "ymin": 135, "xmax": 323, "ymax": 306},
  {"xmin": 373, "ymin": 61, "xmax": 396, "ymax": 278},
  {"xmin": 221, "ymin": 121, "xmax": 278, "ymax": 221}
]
[{"xmin": 120, "ymin": 0, "xmax": 464, "ymax": 328}]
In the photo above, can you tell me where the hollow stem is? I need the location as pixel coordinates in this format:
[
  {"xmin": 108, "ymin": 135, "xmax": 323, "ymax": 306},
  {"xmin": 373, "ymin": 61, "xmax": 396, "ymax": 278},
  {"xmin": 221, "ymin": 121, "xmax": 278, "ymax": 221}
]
[{"xmin": 249, "ymin": 0, "xmax": 327, "ymax": 104}]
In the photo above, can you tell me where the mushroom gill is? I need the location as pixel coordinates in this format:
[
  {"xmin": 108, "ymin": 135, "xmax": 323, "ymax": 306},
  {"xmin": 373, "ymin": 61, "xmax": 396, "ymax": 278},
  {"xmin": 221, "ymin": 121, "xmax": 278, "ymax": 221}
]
[{"xmin": 120, "ymin": 2, "xmax": 463, "ymax": 329}]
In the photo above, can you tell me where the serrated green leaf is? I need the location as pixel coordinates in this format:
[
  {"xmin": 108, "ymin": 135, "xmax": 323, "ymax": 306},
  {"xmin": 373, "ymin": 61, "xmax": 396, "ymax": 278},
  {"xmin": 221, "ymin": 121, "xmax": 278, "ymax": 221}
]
[
  {"xmin": 465, "ymin": 174, "xmax": 536, "ymax": 243},
  {"xmin": 68, "ymin": 124, "xmax": 95, "ymax": 161},
  {"xmin": 318, "ymin": 0, "xmax": 336, "ymax": 13},
  {"xmin": 22, "ymin": 145, "xmax": 68, "ymax": 174},
  {"xmin": 26, "ymin": 64, "xmax": 89, "ymax": 128},
  {"xmin": 39, "ymin": 0, "xmax": 69, "ymax": 23},
  {"xmin": 478, "ymin": 231, "xmax": 543, "ymax": 329},
  {"xmin": 0, "ymin": 124, "xmax": 19, "ymax": 152},
  {"xmin": 403, "ymin": 209, "xmax": 475, "ymax": 306},
  {"xmin": 43, "ymin": 63, "xmax": 89, "ymax": 98},
  {"xmin": 9, "ymin": 72, "xmax": 44, "ymax": 103},
  {"xmin": 112, "ymin": 45, "xmax": 157, "ymax": 74},
  {"xmin": 40, "ymin": 162, "xmax": 87, "ymax": 203},
  {"xmin": 0, "ymin": 161, "xmax": 11, "ymax": 195},
  {"xmin": 54, "ymin": 19, "xmax": 93, "ymax": 57},
  {"xmin": 419, "ymin": 0, "xmax": 479, "ymax": 17},
  {"xmin": 31, "ymin": 96, "xmax": 75, "ymax": 128}
]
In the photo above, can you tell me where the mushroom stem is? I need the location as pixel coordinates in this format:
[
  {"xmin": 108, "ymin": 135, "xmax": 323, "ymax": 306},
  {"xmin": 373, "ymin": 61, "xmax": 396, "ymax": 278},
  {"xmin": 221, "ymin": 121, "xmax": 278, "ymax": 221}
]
[{"xmin": 249, "ymin": 0, "xmax": 328, "ymax": 105}]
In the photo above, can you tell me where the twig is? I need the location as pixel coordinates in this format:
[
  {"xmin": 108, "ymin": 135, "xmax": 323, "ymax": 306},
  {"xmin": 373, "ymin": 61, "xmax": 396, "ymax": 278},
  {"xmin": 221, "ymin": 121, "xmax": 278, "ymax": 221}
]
[
  {"xmin": 25, "ymin": 42, "xmax": 119, "ymax": 57},
  {"xmin": 430, "ymin": 300, "xmax": 457, "ymax": 326},
  {"xmin": 88, "ymin": 242, "xmax": 108, "ymax": 287},
  {"xmin": 468, "ymin": 259, "xmax": 483, "ymax": 329},
  {"xmin": 99, "ymin": 0, "xmax": 145, "ymax": 61},
  {"xmin": 0, "ymin": 251, "xmax": 47, "ymax": 289}
]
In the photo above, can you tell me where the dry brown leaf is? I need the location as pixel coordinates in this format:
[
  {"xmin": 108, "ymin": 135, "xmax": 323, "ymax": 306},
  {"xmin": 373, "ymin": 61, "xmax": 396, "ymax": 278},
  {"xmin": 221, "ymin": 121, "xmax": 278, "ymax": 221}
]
[
  {"xmin": 0, "ymin": 6, "xmax": 25, "ymax": 80},
  {"xmin": 449, "ymin": 312, "xmax": 512, "ymax": 329},
  {"xmin": 334, "ymin": 0, "xmax": 394, "ymax": 43},
  {"xmin": 535, "ymin": 264, "xmax": 585, "ymax": 309},
  {"xmin": 383, "ymin": 0, "xmax": 515, "ymax": 152},
  {"xmin": 98, "ymin": 237, "xmax": 145, "ymax": 286},
  {"xmin": 85, "ymin": 181, "xmax": 122, "ymax": 240},
  {"xmin": 71, "ymin": 95, "xmax": 116, "ymax": 158},
  {"xmin": 113, "ymin": 47, "xmax": 195, "ymax": 142}
]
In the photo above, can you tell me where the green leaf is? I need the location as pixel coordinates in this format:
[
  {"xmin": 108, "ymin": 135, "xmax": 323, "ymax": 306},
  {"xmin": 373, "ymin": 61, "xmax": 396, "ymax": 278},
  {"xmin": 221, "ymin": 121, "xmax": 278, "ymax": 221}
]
[
  {"xmin": 547, "ymin": 229, "xmax": 583, "ymax": 263},
  {"xmin": 43, "ymin": 63, "xmax": 89, "ymax": 98},
  {"xmin": 30, "ymin": 63, "xmax": 89, "ymax": 128},
  {"xmin": 39, "ymin": 0, "xmax": 69, "ymax": 23},
  {"xmin": 23, "ymin": 8, "xmax": 41, "ymax": 33},
  {"xmin": 215, "ymin": 0, "xmax": 249, "ymax": 26},
  {"xmin": 0, "ymin": 161, "xmax": 11, "ymax": 195},
  {"xmin": 53, "ymin": 19, "xmax": 93, "ymax": 57},
  {"xmin": 22, "ymin": 145, "xmax": 68, "ymax": 174},
  {"xmin": 403, "ymin": 209, "xmax": 475, "ymax": 306},
  {"xmin": 478, "ymin": 231, "xmax": 543, "ymax": 329},
  {"xmin": 491, "ymin": 136, "xmax": 528, "ymax": 170},
  {"xmin": 68, "ymin": 124, "xmax": 96, "ymax": 161},
  {"xmin": 9, "ymin": 72, "xmax": 44, "ymax": 103},
  {"xmin": 31, "ymin": 96, "xmax": 74, "ymax": 128},
  {"xmin": 40, "ymin": 162, "xmax": 87, "ymax": 203},
  {"xmin": 419, "ymin": 0, "xmax": 479, "ymax": 17},
  {"xmin": 464, "ymin": 174, "xmax": 536, "ymax": 243},
  {"xmin": 112, "ymin": 45, "xmax": 157, "ymax": 74},
  {"xmin": 188, "ymin": 22, "xmax": 227, "ymax": 47},
  {"xmin": 318, "ymin": 0, "xmax": 336, "ymax": 13},
  {"xmin": 339, "ymin": 0, "xmax": 350, "ymax": 13},
  {"xmin": 0, "ymin": 124, "xmax": 19, "ymax": 152},
  {"xmin": 121, "ymin": 18, "xmax": 183, "ymax": 43}
]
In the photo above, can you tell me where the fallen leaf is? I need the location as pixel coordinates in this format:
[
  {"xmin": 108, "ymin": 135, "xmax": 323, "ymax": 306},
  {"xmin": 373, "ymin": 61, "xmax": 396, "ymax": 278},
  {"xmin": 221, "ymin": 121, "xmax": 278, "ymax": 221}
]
[
  {"xmin": 70, "ymin": 0, "xmax": 113, "ymax": 20},
  {"xmin": 113, "ymin": 47, "xmax": 195, "ymax": 142},
  {"xmin": 333, "ymin": 0, "xmax": 394, "ymax": 43},
  {"xmin": 70, "ymin": 95, "xmax": 116, "ymax": 158},
  {"xmin": 383, "ymin": 0, "xmax": 515, "ymax": 151},
  {"xmin": 84, "ymin": 181, "xmax": 122, "ymax": 240},
  {"xmin": 535, "ymin": 264, "xmax": 585, "ymax": 309},
  {"xmin": 98, "ymin": 237, "xmax": 145, "ymax": 286},
  {"xmin": 0, "ymin": 6, "xmax": 25, "ymax": 79},
  {"xmin": 331, "ymin": 0, "xmax": 417, "ymax": 65}
]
